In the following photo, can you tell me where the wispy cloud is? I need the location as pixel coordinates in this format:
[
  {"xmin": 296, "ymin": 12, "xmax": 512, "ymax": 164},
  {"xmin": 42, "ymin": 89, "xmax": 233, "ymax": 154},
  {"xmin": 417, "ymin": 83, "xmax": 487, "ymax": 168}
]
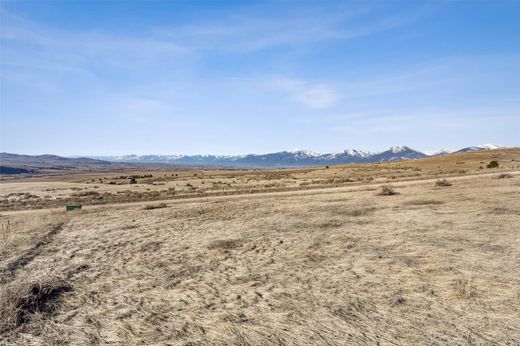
[
  {"xmin": 151, "ymin": 5, "xmax": 430, "ymax": 52},
  {"xmin": 1, "ymin": 3, "xmax": 430, "ymax": 71},
  {"xmin": 265, "ymin": 78, "xmax": 341, "ymax": 109},
  {"xmin": 0, "ymin": 11, "xmax": 187, "ymax": 78},
  {"xmin": 314, "ymin": 105, "xmax": 520, "ymax": 152},
  {"xmin": 3, "ymin": 1, "xmax": 518, "ymax": 155},
  {"xmin": 0, "ymin": 3, "xmax": 433, "ymax": 101}
]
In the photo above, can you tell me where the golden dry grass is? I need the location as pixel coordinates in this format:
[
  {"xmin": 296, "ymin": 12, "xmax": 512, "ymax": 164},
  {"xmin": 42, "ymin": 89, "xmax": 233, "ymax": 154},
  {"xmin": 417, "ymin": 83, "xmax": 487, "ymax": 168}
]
[
  {"xmin": 1, "ymin": 148, "xmax": 519, "ymax": 211},
  {"xmin": 1, "ymin": 160, "xmax": 519, "ymax": 344}
]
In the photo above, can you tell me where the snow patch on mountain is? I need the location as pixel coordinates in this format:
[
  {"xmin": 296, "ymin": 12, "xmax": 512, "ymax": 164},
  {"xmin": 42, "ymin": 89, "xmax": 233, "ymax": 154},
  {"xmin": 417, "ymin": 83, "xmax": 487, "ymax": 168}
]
[
  {"xmin": 424, "ymin": 148, "xmax": 455, "ymax": 156},
  {"xmin": 94, "ymin": 144, "xmax": 507, "ymax": 167},
  {"xmin": 389, "ymin": 146, "xmax": 407, "ymax": 154},
  {"xmin": 455, "ymin": 144, "xmax": 504, "ymax": 153}
]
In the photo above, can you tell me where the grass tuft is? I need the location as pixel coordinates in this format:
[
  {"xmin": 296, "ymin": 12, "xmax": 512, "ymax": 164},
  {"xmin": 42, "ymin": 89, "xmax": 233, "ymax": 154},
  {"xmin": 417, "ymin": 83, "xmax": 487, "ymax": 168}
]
[
  {"xmin": 378, "ymin": 185, "xmax": 398, "ymax": 196},
  {"xmin": 143, "ymin": 203, "xmax": 168, "ymax": 210},
  {"xmin": 454, "ymin": 277, "xmax": 476, "ymax": 299},
  {"xmin": 0, "ymin": 277, "xmax": 71, "ymax": 333},
  {"xmin": 207, "ymin": 238, "xmax": 242, "ymax": 250},
  {"xmin": 435, "ymin": 179, "xmax": 452, "ymax": 187}
]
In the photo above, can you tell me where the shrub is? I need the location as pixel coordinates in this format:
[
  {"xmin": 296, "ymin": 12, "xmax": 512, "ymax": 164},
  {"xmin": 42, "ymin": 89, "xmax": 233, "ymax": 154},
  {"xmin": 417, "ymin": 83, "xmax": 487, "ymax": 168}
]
[
  {"xmin": 435, "ymin": 179, "xmax": 452, "ymax": 187},
  {"xmin": 378, "ymin": 185, "xmax": 398, "ymax": 196},
  {"xmin": 208, "ymin": 238, "xmax": 241, "ymax": 250},
  {"xmin": 487, "ymin": 160, "xmax": 499, "ymax": 168},
  {"xmin": 143, "ymin": 203, "xmax": 168, "ymax": 210},
  {"xmin": 129, "ymin": 178, "xmax": 137, "ymax": 184},
  {"xmin": 497, "ymin": 173, "xmax": 513, "ymax": 179}
]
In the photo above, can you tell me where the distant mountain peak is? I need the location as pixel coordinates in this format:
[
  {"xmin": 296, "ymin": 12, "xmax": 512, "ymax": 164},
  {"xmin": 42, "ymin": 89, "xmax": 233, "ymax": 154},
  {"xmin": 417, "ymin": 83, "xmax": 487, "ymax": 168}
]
[
  {"xmin": 286, "ymin": 149, "xmax": 321, "ymax": 157},
  {"xmin": 0, "ymin": 152, "xmax": 110, "ymax": 166},
  {"xmin": 84, "ymin": 144, "xmax": 507, "ymax": 168},
  {"xmin": 476, "ymin": 144, "xmax": 503, "ymax": 150},
  {"xmin": 389, "ymin": 145, "xmax": 408, "ymax": 154},
  {"xmin": 454, "ymin": 144, "xmax": 504, "ymax": 154},
  {"xmin": 423, "ymin": 148, "xmax": 455, "ymax": 156},
  {"xmin": 343, "ymin": 149, "xmax": 372, "ymax": 157},
  {"xmin": 423, "ymin": 144, "xmax": 504, "ymax": 156}
]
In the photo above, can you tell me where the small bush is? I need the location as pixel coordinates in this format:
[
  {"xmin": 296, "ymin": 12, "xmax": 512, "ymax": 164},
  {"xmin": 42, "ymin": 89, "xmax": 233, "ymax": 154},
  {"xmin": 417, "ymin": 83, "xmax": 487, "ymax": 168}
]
[
  {"xmin": 143, "ymin": 203, "xmax": 168, "ymax": 210},
  {"xmin": 487, "ymin": 160, "xmax": 499, "ymax": 169},
  {"xmin": 208, "ymin": 238, "xmax": 241, "ymax": 250},
  {"xmin": 129, "ymin": 178, "xmax": 137, "ymax": 184},
  {"xmin": 497, "ymin": 173, "xmax": 513, "ymax": 179},
  {"xmin": 378, "ymin": 185, "xmax": 398, "ymax": 196},
  {"xmin": 435, "ymin": 179, "xmax": 452, "ymax": 187}
]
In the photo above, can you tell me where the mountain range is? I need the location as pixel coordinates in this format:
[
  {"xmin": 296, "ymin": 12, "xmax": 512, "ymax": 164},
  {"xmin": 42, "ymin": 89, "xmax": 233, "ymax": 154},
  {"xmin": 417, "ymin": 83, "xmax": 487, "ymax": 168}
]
[
  {"xmin": 90, "ymin": 144, "xmax": 504, "ymax": 167},
  {"xmin": 0, "ymin": 153, "xmax": 110, "ymax": 166}
]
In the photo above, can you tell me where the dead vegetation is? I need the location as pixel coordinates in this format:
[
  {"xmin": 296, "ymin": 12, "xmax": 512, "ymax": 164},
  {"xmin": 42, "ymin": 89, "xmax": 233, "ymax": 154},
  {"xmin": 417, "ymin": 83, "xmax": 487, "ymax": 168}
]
[
  {"xmin": 378, "ymin": 184, "xmax": 398, "ymax": 195},
  {"xmin": 435, "ymin": 178, "xmax": 452, "ymax": 187},
  {"xmin": 403, "ymin": 199, "xmax": 444, "ymax": 206},
  {"xmin": 207, "ymin": 238, "xmax": 243, "ymax": 250},
  {"xmin": 453, "ymin": 277, "xmax": 477, "ymax": 299},
  {"xmin": 0, "ymin": 150, "xmax": 519, "ymax": 344},
  {"xmin": 2, "ymin": 148, "xmax": 519, "ymax": 212},
  {"xmin": 143, "ymin": 202, "xmax": 168, "ymax": 210},
  {"xmin": 0, "ymin": 276, "xmax": 71, "ymax": 334},
  {"xmin": 1, "ymin": 222, "xmax": 64, "ymax": 283},
  {"xmin": 1, "ymin": 221, "xmax": 12, "ymax": 241},
  {"xmin": 343, "ymin": 207, "xmax": 377, "ymax": 217}
]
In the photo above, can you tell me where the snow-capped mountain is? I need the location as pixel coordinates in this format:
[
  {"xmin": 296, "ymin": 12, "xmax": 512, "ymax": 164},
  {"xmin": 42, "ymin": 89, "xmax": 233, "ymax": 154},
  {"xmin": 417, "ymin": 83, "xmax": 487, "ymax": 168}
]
[
  {"xmin": 92, "ymin": 144, "xmax": 506, "ymax": 168},
  {"xmin": 423, "ymin": 148, "xmax": 455, "ymax": 156},
  {"xmin": 370, "ymin": 146, "xmax": 427, "ymax": 162},
  {"xmin": 93, "ymin": 146, "xmax": 418, "ymax": 167},
  {"xmin": 454, "ymin": 144, "xmax": 504, "ymax": 153},
  {"xmin": 423, "ymin": 144, "xmax": 503, "ymax": 157}
]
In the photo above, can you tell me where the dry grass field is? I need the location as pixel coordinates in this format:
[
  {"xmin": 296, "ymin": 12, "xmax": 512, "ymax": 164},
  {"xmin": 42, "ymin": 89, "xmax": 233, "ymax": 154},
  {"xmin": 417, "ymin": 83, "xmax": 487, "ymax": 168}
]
[
  {"xmin": 1, "ymin": 149, "xmax": 520, "ymax": 344},
  {"xmin": 2, "ymin": 148, "xmax": 519, "ymax": 212}
]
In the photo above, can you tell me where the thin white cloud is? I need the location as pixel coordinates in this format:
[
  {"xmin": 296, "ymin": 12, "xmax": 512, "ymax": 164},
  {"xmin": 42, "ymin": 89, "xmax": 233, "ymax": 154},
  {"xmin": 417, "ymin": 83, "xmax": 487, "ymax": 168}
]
[
  {"xmin": 326, "ymin": 106, "xmax": 520, "ymax": 134},
  {"xmin": 1, "ymin": 12, "xmax": 186, "ymax": 56},
  {"xmin": 266, "ymin": 78, "xmax": 341, "ymax": 109},
  {"xmin": 1, "ymin": 2, "xmax": 430, "ymax": 68},
  {"xmin": 0, "ymin": 12, "xmax": 188, "ymax": 76},
  {"xmin": 296, "ymin": 84, "xmax": 340, "ymax": 109},
  {"xmin": 151, "ymin": 5, "xmax": 430, "ymax": 52}
]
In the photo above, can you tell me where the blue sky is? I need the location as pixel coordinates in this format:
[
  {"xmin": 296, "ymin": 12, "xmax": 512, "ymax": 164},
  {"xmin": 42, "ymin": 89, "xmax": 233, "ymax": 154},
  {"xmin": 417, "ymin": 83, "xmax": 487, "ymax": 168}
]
[{"xmin": 1, "ymin": 1, "xmax": 519, "ymax": 156}]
